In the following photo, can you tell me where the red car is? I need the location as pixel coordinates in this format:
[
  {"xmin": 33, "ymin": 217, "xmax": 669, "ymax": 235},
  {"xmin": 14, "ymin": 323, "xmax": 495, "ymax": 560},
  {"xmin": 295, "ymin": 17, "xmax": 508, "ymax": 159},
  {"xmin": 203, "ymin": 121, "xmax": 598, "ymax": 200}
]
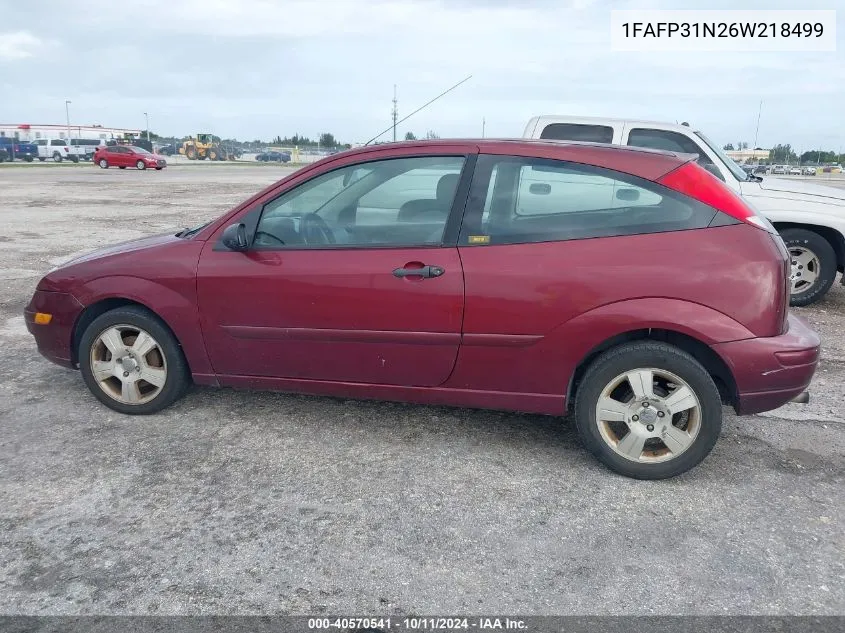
[
  {"xmin": 26, "ymin": 139, "xmax": 819, "ymax": 478},
  {"xmin": 93, "ymin": 145, "xmax": 166, "ymax": 170}
]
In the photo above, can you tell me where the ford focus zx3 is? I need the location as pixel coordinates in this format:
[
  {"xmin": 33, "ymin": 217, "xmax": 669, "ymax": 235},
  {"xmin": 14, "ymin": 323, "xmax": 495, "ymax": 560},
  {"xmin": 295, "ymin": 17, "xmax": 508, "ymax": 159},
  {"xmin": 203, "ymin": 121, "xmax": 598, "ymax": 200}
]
[{"xmin": 26, "ymin": 139, "xmax": 820, "ymax": 479}]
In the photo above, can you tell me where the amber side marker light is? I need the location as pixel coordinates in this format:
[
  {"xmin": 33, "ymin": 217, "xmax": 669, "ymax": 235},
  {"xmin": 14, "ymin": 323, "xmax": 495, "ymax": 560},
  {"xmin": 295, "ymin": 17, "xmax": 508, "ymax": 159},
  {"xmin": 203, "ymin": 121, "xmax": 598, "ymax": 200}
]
[{"xmin": 34, "ymin": 313, "xmax": 53, "ymax": 325}]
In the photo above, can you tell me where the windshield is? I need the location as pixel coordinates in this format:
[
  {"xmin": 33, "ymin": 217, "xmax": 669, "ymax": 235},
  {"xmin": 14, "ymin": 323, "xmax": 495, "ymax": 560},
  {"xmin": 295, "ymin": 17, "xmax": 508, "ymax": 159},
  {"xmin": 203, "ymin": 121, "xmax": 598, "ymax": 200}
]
[{"xmin": 694, "ymin": 131, "xmax": 751, "ymax": 181}]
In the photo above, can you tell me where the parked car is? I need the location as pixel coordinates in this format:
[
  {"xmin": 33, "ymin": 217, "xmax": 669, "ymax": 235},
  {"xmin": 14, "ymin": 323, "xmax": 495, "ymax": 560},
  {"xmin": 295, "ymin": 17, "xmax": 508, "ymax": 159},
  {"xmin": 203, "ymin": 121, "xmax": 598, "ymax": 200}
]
[
  {"xmin": 34, "ymin": 139, "xmax": 83, "ymax": 163},
  {"xmin": 70, "ymin": 138, "xmax": 105, "ymax": 161},
  {"xmin": 788, "ymin": 166, "xmax": 802, "ymax": 175},
  {"xmin": 25, "ymin": 139, "xmax": 819, "ymax": 479},
  {"xmin": 155, "ymin": 144, "xmax": 179, "ymax": 156},
  {"xmin": 0, "ymin": 138, "xmax": 37, "ymax": 161},
  {"xmin": 753, "ymin": 165, "xmax": 768, "ymax": 174},
  {"xmin": 255, "ymin": 151, "xmax": 291, "ymax": 163},
  {"xmin": 93, "ymin": 145, "xmax": 166, "ymax": 170},
  {"xmin": 524, "ymin": 116, "xmax": 845, "ymax": 306},
  {"xmin": 802, "ymin": 166, "xmax": 817, "ymax": 176}
]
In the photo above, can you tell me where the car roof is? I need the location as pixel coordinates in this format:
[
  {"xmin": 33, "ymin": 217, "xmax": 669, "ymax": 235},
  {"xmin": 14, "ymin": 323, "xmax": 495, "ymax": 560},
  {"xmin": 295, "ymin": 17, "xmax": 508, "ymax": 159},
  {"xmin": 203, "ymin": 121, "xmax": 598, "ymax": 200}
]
[{"xmin": 331, "ymin": 138, "xmax": 696, "ymax": 181}]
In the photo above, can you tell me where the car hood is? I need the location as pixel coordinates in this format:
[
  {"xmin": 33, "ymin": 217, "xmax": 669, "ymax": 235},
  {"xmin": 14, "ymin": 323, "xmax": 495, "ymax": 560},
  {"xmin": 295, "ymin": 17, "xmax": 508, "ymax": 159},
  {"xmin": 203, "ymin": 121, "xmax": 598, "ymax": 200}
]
[
  {"xmin": 55, "ymin": 233, "xmax": 181, "ymax": 269},
  {"xmin": 754, "ymin": 177, "xmax": 845, "ymax": 202}
]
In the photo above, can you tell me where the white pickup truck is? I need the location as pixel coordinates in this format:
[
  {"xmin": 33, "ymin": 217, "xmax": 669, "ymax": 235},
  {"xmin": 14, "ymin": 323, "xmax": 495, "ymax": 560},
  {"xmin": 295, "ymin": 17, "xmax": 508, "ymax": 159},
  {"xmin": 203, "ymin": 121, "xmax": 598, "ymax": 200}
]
[
  {"xmin": 34, "ymin": 138, "xmax": 85, "ymax": 163},
  {"xmin": 523, "ymin": 116, "xmax": 845, "ymax": 306}
]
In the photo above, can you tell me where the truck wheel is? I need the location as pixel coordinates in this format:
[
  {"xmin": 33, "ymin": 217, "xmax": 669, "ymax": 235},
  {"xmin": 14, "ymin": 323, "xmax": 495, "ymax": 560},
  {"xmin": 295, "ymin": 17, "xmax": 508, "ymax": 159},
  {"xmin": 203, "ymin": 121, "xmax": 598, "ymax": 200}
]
[
  {"xmin": 70, "ymin": 155, "xmax": 79, "ymax": 163},
  {"xmin": 24, "ymin": 156, "xmax": 33, "ymax": 162},
  {"xmin": 781, "ymin": 228, "xmax": 837, "ymax": 306},
  {"xmin": 53, "ymin": 152, "xmax": 63, "ymax": 163},
  {"xmin": 38, "ymin": 157, "xmax": 45, "ymax": 162}
]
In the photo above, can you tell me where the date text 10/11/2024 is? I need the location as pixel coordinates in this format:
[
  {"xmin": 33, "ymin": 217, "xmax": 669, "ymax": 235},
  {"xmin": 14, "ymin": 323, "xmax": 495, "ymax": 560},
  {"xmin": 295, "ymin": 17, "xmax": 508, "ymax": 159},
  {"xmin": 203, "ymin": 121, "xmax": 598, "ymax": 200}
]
[{"xmin": 307, "ymin": 617, "xmax": 528, "ymax": 630}]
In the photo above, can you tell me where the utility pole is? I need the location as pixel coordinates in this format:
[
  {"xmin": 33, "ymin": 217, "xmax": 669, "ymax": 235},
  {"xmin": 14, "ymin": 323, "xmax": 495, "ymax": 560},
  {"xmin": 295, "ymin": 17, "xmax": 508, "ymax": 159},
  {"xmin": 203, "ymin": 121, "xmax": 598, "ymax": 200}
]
[
  {"xmin": 65, "ymin": 100, "xmax": 72, "ymax": 140},
  {"xmin": 753, "ymin": 100, "xmax": 762, "ymax": 149},
  {"xmin": 144, "ymin": 112, "xmax": 150, "ymax": 141},
  {"xmin": 482, "ymin": 117, "xmax": 486, "ymax": 138},
  {"xmin": 391, "ymin": 85, "xmax": 398, "ymax": 142}
]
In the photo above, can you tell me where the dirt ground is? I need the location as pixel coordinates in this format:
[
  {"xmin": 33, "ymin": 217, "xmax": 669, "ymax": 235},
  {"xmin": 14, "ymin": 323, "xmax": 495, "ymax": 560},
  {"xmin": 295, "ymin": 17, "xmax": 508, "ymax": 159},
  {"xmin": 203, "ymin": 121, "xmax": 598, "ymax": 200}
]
[{"xmin": 0, "ymin": 163, "xmax": 843, "ymax": 615}]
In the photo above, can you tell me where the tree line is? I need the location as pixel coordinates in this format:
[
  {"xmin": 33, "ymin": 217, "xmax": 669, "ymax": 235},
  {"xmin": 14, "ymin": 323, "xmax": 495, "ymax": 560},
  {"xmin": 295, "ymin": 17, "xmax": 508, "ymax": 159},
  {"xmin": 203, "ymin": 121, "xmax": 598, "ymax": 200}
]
[{"xmin": 723, "ymin": 141, "xmax": 845, "ymax": 165}]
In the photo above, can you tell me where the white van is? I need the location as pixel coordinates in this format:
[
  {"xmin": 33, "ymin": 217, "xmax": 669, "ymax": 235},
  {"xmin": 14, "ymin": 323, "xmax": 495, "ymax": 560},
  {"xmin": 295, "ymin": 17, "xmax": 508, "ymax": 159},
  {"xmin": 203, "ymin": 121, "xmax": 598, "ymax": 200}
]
[{"xmin": 523, "ymin": 116, "xmax": 845, "ymax": 306}]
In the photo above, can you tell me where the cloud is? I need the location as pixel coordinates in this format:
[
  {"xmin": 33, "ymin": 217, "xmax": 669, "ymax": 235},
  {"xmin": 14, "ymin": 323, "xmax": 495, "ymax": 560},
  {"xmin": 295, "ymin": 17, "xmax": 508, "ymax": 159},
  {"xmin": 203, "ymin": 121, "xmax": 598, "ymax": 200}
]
[
  {"xmin": 0, "ymin": 31, "xmax": 42, "ymax": 60},
  {"xmin": 0, "ymin": 0, "xmax": 842, "ymax": 148}
]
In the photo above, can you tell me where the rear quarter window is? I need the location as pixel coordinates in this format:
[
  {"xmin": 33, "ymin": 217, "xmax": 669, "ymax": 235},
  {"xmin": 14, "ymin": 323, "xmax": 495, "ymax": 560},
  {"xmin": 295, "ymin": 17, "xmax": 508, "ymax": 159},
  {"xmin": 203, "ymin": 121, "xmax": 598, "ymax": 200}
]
[
  {"xmin": 461, "ymin": 155, "xmax": 719, "ymax": 246},
  {"xmin": 539, "ymin": 123, "xmax": 614, "ymax": 143}
]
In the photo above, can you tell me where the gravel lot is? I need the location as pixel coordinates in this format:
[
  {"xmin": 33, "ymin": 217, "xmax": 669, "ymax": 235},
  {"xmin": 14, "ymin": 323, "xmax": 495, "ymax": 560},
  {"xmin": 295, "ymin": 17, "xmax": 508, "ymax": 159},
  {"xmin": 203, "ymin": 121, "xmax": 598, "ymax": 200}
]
[{"xmin": 0, "ymin": 164, "xmax": 843, "ymax": 615}]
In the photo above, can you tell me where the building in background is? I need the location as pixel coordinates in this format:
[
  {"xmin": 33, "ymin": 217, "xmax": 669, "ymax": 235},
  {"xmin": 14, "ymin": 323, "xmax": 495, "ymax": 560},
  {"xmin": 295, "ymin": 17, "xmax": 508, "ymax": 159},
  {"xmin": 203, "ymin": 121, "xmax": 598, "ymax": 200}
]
[
  {"xmin": 0, "ymin": 123, "xmax": 142, "ymax": 142},
  {"xmin": 725, "ymin": 148, "xmax": 771, "ymax": 164}
]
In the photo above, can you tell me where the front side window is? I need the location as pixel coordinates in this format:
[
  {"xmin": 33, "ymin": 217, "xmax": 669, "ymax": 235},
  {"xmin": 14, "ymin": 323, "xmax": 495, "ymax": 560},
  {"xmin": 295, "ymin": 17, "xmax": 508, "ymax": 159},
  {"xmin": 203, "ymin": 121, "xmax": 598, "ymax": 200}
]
[
  {"xmin": 253, "ymin": 156, "xmax": 466, "ymax": 249},
  {"xmin": 460, "ymin": 155, "xmax": 718, "ymax": 246},
  {"xmin": 627, "ymin": 128, "xmax": 724, "ymax": 181}
]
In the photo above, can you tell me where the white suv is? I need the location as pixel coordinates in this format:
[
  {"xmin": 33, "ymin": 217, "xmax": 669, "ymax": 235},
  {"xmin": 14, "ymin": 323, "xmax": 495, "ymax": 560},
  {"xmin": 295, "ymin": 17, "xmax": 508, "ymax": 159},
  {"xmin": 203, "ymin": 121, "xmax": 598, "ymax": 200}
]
[{"xmin": 523, "ymin": 116, "xmax": 845, "ymax": 306}]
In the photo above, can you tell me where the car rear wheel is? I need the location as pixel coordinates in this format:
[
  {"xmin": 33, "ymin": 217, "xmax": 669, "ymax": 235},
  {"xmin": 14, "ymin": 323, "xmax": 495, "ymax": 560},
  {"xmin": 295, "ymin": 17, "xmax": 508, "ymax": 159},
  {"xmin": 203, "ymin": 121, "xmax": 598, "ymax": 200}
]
[
  {"xmin": 52, "ymin": 152, "xmax": 62, "ymax": 163},
  {"xmin": 136, "ymin": 160, "xmax": 146, "ymax": 170},
  {"xmin": 780, "ymin": 228, "xmax": 836, "ymax": 306},
  {"xmin": 98, "ymin": 159, "xmax": 108, "ymax": 169},
  {"xmin": 574, "ymin": 341, "xmax": 722, "ymax": 479},
  {"xmin": 79, "ymin": 306, "xmax": 190, "ymax": 414}
]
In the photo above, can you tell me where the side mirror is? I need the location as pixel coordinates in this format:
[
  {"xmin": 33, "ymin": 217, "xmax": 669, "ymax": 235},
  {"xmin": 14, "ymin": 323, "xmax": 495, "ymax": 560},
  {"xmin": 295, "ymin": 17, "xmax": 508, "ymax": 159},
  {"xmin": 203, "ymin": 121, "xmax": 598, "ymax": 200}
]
[{"xmin": 221, "ymin": 223, "xmax": 249, "ymax": 251}]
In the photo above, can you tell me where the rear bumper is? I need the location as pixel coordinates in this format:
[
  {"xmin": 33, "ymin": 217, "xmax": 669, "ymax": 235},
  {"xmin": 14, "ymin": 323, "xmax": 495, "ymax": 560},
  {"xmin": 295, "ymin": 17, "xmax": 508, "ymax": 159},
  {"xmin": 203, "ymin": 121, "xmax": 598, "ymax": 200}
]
[
  {"xmin": 713, "ymin": 313, "xmax": 820, "ymax": 415},
  {"xmin": 25, "ymin": 290, "xmax": 85, "ymax": 369}
]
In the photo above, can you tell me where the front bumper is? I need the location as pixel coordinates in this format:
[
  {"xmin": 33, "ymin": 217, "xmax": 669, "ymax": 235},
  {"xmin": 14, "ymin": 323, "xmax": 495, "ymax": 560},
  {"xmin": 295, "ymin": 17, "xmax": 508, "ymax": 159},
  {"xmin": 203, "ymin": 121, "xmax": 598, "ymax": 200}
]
[
  {"xmin": 24, "ymin": 290, "xmax": 85, "ymax": 369},
  {"xmin": 713, "ymin": 313, "xmax": 820, "ymax": 415}
]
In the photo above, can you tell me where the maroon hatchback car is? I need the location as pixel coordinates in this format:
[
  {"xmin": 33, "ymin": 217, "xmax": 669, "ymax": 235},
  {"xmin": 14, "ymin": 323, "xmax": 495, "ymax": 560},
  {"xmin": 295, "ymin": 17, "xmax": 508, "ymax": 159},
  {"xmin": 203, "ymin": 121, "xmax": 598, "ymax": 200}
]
[
  {"xmin": 26, "ymin": 139, "xmax": 820, "ymax": 478},
  {"xmin": 93, "ymin": 145, "xmax": 166, "ymax": 170}
]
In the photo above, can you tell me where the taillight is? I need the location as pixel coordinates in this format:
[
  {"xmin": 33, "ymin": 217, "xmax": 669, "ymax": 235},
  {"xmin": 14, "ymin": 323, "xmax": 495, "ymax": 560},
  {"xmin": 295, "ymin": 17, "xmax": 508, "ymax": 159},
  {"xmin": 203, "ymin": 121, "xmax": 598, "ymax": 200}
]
[{"xmin": 658, "ymin": 162, "xmax": 775, "ymax": 232}]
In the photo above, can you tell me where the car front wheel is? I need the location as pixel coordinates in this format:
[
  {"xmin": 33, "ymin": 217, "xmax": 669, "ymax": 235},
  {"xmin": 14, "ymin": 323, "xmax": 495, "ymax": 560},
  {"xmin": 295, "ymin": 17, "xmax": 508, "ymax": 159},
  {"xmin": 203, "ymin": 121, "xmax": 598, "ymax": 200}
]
[
  {"xmin": 780, "ymin": 228, "xmax": 837, "ymax": 306},
  {"xmin": 136, "ymin": 160, "xmax": 146, "ymax": 170},
  {"xmin": 79, "ymin": 306, "xmax": 190, "ymax": 414},
  {"xmin": 574, "ymin": 341, "xmax": 722, "ymax": 479}
]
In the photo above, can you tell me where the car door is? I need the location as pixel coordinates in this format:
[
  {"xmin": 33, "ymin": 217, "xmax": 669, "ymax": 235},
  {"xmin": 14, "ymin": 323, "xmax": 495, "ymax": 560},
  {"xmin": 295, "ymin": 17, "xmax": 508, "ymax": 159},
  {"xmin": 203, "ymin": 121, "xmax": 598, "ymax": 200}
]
[{"xmin": 196, "ymin": 151, "xmax": 475, "ymax": 386}]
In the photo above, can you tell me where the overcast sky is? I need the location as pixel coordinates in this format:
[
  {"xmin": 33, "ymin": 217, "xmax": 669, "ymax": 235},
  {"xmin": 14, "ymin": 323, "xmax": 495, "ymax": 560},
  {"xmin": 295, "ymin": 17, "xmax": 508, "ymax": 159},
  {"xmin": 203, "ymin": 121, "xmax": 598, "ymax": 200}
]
[{"xmin": 1, "ymin": 0, "xmax": 842, "ymax": 149}]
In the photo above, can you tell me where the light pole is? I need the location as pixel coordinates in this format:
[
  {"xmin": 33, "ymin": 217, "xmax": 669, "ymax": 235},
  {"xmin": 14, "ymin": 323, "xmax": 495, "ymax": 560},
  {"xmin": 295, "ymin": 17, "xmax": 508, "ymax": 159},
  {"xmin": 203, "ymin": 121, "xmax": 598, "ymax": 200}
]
[
  {"xmin": 753, "ymin": 100, "xmax": 762, "ymax": 150},
  {"xmin": 65, "ymin": 100, "xmax": 72, "ymax": 141},
  {"xmin": 144, "ymin": 112, "xmax": 150, "ymax": 141}
]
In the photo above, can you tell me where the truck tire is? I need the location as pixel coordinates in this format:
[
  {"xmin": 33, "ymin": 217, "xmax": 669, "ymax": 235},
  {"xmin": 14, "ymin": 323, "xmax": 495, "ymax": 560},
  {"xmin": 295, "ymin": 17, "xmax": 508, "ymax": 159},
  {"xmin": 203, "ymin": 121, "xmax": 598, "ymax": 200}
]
[
  {"xmin": 38, "ymin": 157, "xmax": 46, "ymax": 162},
  {"xmin": 24, "ymin": 156, "xmax": 33, "ymax": 162},
  {"xmin": 781, "ymin": 228, "xmax": 837, "ymax": 306},
  {"xmin": 53, "ymin": 152, "xmax": 63, "ymax": 163},
  {"xmin": 70, "ymin": 155, "xmax": 79, "ymax": 163}
]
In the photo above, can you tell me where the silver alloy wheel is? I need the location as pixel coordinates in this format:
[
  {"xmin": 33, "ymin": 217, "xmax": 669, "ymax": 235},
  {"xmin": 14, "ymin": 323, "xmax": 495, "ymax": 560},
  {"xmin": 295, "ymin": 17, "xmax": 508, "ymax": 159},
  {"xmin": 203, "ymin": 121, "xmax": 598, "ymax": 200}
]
[
  {"xmin": 595, "ymin": 368, "xmax": 701, "ymax": 463},
  {"xmin": 790, "ymin": 246, "xmax": 820, "ymax": 294},
  {"xmin": 136, "ymin": 160, "xmax": 146, "ymax": 170},
  {"xmin": 89, "ymin": 324, "xmax": 167, "ymax": 405},
  {"xmin": 98, "ymin": 159, "xmax": 108, "ymax": 169}
]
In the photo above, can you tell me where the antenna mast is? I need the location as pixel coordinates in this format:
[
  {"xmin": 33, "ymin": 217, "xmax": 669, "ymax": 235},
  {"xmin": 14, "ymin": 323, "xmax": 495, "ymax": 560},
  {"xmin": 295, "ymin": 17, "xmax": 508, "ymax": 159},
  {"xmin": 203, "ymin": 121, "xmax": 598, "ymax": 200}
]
[{"xmin": 392, "ymin": 85, "xmax": 398, "ymax": 142}]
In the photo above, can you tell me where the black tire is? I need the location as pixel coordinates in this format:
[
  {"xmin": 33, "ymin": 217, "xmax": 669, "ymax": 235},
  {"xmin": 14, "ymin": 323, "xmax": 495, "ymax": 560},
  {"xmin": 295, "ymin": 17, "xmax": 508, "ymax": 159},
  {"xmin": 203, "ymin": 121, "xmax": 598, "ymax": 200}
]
[
  {"xmin": 38, "ymin": 157, "xmax": 46, "ymax": 162},
  {"xmin": 780, "ymin": 228, "xmax": 837, "ymax": 307},
  {"xmin": 78, "ymin": 306, "xmax": 191, "ymax": 415},
  {"xmin": 24, "ymin": 156, "xmax": 33, "ymax": 162},
  {"xmin": 70, "ymin": 155, "xmax": 79, "ymax": 163},
  {"xmin": 119, "ymin": 166, "xmax": 126, "ymax": 169},
  {"xmin": 53, "ymin": 152, "xmax": 63, "ymax": 163},
  {"xmin": 574, "ymin": 341, "xmax": 722, "ymax": 479},
  {"xmin": 136, "ymin": 160, "xmax": 146, "ymax": 170}
]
